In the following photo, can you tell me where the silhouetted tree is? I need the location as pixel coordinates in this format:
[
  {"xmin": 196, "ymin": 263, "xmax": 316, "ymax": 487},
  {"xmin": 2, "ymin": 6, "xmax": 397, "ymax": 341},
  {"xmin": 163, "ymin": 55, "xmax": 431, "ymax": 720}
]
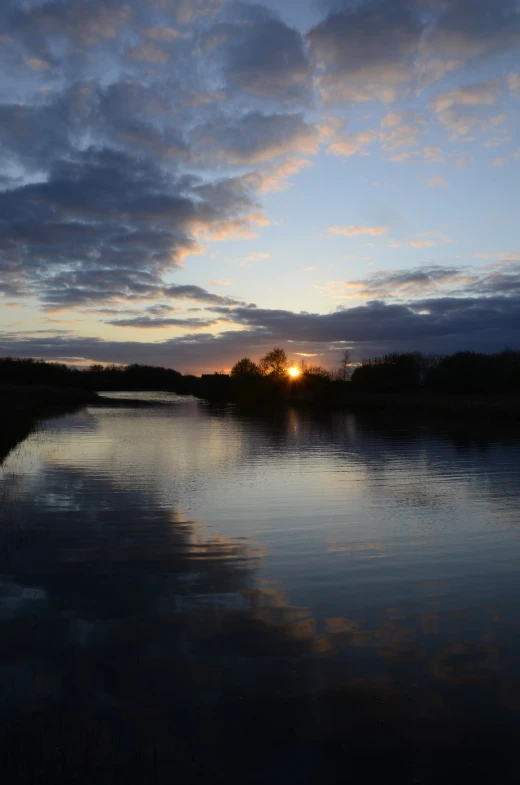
[
  {"xmin": 3, "ymin": 349, "xmax": 519, "ymax": 403},
  {"xmin": 0, "ymin": 357, "xmax": 184, "ymax": 392},
  {"xmin": 424, "ymin": 350, "xmax": 520, "ymax": 394},
  {"xmin": 302, "ymin": 363, "xmax": 331, "ymax": 380},
  {"xmin": 259, "ymin": 347, "xmax": 289, "ymax": 376},
  {"xmin": 338, "ymin": 349, "xmax": 352, "ymax": 382},
  {"xmin": 231, "ymin": 358, "xmax": 261, "ymax": 377},
  {"xmin": 351, "ymin": 352, "xmax": 428, "ymax": 392}
]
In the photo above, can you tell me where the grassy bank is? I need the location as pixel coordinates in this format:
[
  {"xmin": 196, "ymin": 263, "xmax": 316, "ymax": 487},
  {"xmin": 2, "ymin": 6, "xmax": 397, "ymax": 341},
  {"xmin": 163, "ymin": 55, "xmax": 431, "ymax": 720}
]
[{"xmin": 0, "ymin": 385, "xmax": 99, "ymax": 464}]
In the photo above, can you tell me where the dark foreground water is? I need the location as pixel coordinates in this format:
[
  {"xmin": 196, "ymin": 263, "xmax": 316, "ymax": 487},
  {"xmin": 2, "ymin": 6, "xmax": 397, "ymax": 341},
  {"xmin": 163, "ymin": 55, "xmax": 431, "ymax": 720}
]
[{"xmin": 1, "ymin": 393, "xmax": 520, "ymax": 783}]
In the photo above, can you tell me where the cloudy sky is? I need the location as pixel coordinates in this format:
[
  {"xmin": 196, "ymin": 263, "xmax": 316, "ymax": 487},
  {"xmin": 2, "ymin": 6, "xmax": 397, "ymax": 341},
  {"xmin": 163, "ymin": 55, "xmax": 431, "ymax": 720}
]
[{"xmin": 1, "ymin": 0, "xmax": 519, "ymax": 372}]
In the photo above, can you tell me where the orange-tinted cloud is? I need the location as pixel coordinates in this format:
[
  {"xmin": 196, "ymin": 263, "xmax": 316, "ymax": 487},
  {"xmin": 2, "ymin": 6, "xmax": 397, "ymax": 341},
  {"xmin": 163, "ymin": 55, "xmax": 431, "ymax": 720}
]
[{"xmin": 328, "ymin": 225, "xmax": 389, "ymax": 237}]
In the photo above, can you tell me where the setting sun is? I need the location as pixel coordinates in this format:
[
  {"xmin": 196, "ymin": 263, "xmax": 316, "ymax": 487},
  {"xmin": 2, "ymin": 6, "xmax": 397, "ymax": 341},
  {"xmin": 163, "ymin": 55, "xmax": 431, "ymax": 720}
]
[{"xmin": 288, "ymin": 367, "xmax": 300, "ymax": 378}]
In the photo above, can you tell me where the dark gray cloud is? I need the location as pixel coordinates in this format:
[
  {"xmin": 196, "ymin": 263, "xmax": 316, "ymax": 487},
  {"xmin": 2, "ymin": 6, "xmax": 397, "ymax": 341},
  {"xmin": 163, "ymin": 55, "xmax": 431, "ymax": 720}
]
[
  {"xmin": 163, "ymin": 285, "xmax": 245, "ymax": 306},
  {"xmin": 206, "ymin": 2, "xmax": 311, "ymax": 104},
  {"xmin": 0, "ymin": 147, "xmax": 260, "ymax": 307},
  {"xmin": 0, "ymin": 2, "xmax": 320, "ymax": 314},
  {"xmin": 2, "ymin": 293, "xmax": 519, "ymax": 372},
  {"xmin": 308, "ymin": 1, "xmax": 420, "ymax": 103},
  {"xmin": 343, "ymin": 266, "xmax": 466, "ymax": 298},
  {"xmin": 430, "ymin": 0, "xmax": 520, "ymax": 60},
  {"xmin": 341, "ymin": 261, "xmax": 520, "ymax": 300},
  {"xmin": 0, "ymin": 82, "xmax": 177, "ymax": 177},
  {"xmin": 308, "ymin": 0, "xmax": 520, "ymax": 102},
  {"xmin": 215, "ymin": 297, "xmax": 520, "ymax": 346},
  {"xmin": 0, "ymin": 0, "xmax": 224, "ymax": 65},
  {"xmin": 474, "ymin": 268, "xmax": 520, "ymax": 296},
  {"xmin": 106, "ymin": 316, "xmax": 222, "ymax": 329},
  {"xmin": 0, "ymin": 100, "xmax": 72, "ymax": 173},
  {"xmin": 191, "ymin": 111, "xmax": 319, "ymax": 165}
]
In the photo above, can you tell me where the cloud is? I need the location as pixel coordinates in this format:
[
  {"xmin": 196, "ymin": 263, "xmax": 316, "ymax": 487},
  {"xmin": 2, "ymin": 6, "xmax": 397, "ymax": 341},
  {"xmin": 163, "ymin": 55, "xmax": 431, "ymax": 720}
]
[
  {"xmin": 380, "ymin": 111, "xmax": 426, "ymax": 150},
  {"xmin": 308, "ymin": 0, "xmax": 520, "ymax": 106},
  {"xmin": 407, "ymin": 232, "xmax": 452, "ymax": 249},
  {"xmin": 328, "ymin": 225, "xmax": 389, "ymax": 237},
  {"xmin": 4, "ymin": 290, "xmax": 519, "ymax": 371},
  {"xmin": 486, "ymin": 114, "xmax": 507, "ymax": 128},
  {"xmin": 327, "ymin": 129, "xmax": 378, "ymax": 158},
  {"xmin": 212, "ymin": 4, "xmax": 311, "ymax": 104},
  {"xmin": 234, "ymin": 251, "xmax": 271, "ymax": 268},
  {"xmin": 341, "ymin": 265, "xmax": 476, "ymax": 299},
  {"xmin": 1, "ymin": 0, "xmax": 519, "ymax": 369},
  {"xmin": 247, "ymin": 253, "xmax": 270, "ymax": 262},
  {"xmin": 452, "ymin": 152, "xmax": 473, "ymax": 169},
  {"xmin": 389, "ymin": 146, "xmax": 445, "ymax": 164},
  {"xmin": 431, "ymin": 85, "xmax": 508, "ymax": 140},
  {"xmin": 4, "ymin": 0, "xmax": 133, "ymax": 55},
  {"xmin": 211, "ymin": 280, "xmax": 230, "ymax": 286},
  {"xmin": 429, "ymin": 79, "xmax": 502, "ymax": 113},
  {"xmin": 381, "ymin": 123, "xmax": 422, "ymax": 150},
  {"xmin": 0, "ymin": 2, "xmax": 324, "ymax": 317},
  {"xmin": 125, "ymin": 42, "xmax": 171, "ymax": 63},
  {"xmin": 197, "ymin": 213, "xmax": 270, "ymax": 242},
  {"xmin": 426, "ymin": 0, "xmax": 520, "ymax": 63},
  {"xmin": 508, "ymin": 72, "xmax": 520, "ymax": 95},
  {"xmin": 143, "ymin": 26, "xmax": 185, "ymax": 42},
  {"xmin": 436, "ymin": 109, "xmax": 480, "ymax": 139},
  {"xmin": 492, "ymin": 156, "xmax": 508, "ymax": 167},
  {"xmin": 307, "ymin": 2, "xmax": 420, "ymax": 104},
  {"xmin": 162, "ymin": 285, "xmax": 244, "ymax": 307},
  {"xmin": 25, "ymin": 57, "xmax": 51, "ymax": 71},
  {"xmin": 258, "ymin": 157, "xmax": 312, "ymax": 193},
  {"xmin": 0, "ymin": 147, "xmax": 265, "ymax": 307},
  {"xmin": 106, "ymin": 316, "xmax": 222, "ymax": 329},
  {"xmin": 483, "ymin": 136, "xmax": 512, "ymax": 148},
  {"xmin": 191, "ymin": 111, "xmax": 320, "ymax": 165},
  {"xmin": 428, "ymin": 177, "xmax": 448, "ymax": 188},
  {"xmin": 1, "ymin": 0, "xmax": 223, "ymax": 67},
  {"xmin": 341, "ymin": 259, "xmax": 520, "ymax": 301},
  {"xmin": 410, "ymin": 240, "xmax": 437, "ymax": 248}
]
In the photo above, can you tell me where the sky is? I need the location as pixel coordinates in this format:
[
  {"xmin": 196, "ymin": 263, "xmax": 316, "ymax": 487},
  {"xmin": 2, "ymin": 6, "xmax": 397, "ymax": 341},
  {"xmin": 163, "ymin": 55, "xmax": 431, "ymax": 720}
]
[{"xmin": 0, "ymin": 0, "xmax": 519, "ymax": 373}]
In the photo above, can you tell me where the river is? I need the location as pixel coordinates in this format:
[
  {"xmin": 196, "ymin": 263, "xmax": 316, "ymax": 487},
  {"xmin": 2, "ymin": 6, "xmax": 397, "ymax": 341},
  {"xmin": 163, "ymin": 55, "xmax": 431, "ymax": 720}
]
[{"xmin": 1, "ymin": 392, "xmax": 520, "ymax": 783}]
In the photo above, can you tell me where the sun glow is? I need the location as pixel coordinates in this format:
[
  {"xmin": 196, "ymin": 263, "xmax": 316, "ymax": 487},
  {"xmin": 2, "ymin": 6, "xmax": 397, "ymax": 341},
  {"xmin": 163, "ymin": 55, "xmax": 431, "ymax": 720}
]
[{"xmin": 288, "ymin": 366, "xmax": 300, "ymax": 378}]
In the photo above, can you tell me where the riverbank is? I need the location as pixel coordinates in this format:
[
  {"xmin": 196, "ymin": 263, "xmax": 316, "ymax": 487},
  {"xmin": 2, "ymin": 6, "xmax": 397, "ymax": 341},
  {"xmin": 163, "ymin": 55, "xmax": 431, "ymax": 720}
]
[
  {"xmin": 193, "ymin": 376, "xmax": 520, "ymax": 422},
  {"xmin": 339, "ymin": 390, "xmax": 520, "ymax": 421},
  {"xmin": 0, "ymin": 385, "xmax": 99, "ymax": 463}
]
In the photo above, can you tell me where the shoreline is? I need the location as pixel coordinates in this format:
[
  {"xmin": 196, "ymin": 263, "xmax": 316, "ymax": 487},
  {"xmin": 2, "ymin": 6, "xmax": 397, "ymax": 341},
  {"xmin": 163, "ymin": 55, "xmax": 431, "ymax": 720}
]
[
  {"xmin": 196, "ymin": 384, "xmax": 520, "ymax": 422},
  {"xmin": 0, "ymin": 385, "xmax": 99, "ymax": 464},
  {"xmin": 338, "ymin": 390, "xmax": 520, "ymax": 421}
]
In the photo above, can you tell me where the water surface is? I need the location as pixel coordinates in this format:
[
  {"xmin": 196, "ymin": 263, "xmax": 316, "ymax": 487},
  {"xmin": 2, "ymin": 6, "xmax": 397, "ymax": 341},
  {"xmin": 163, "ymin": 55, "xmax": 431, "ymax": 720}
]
[{"xmin": 2, "ymin": 394, "xmax": 520, "ymax": 783}]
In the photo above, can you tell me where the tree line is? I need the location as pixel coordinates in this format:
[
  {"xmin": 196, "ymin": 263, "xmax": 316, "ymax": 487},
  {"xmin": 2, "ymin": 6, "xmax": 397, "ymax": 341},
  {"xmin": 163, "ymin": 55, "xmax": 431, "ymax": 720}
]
[
  {"xmin": 350, "ymin": 350, "xmax": 520, "ymax": 394},
  {"xmin": 0, "ymin": 348, "xmax": 519, "ymax": 396},
  {"xmin": 231, "ymin": 347, "xmax": 520, "ymax": 393},
  {"xmin": 0, "ymin": 357, "xmax": 189, "ymax": 392},
  {"xmin": 231, "ymin": 347, "xmax": 350, "ymax": 381}
]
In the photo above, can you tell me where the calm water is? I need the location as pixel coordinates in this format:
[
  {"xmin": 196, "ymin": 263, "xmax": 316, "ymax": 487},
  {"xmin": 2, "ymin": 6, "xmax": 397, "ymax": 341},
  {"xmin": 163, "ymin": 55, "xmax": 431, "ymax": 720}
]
[{"xmin": 2, "ymin": 393, "xmax": 520, "ymax": 783}]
